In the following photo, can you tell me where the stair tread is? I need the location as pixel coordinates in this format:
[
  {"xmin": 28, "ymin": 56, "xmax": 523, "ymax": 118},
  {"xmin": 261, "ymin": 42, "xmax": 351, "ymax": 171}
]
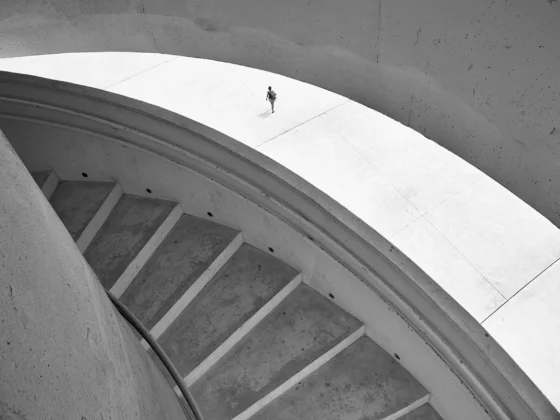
[
  {"xmin": 252, "ymin": 335, "xmax": 428, "ymax": 420},
  {"xmin": 401, "ymin": 403, "xmax": 443, "ymax": 420},
  {"xmin": 50, "ymin": 181, "xmax": 114, "ymax": 240},
  {"xmin": 192, "ymin": 283, "xmax": 362, "ymax": 420},
  {"xmin": 158, "ymin": 243, "xmax": 298, "ymax": 378},
  {"xmin": 83, "ymin": 194, "xmax": 176, "ymax": 289},
  {"xmin": 120, "ymin": 214, "xmax": 239, "ymax": 329},
  {"xmin": 31, "ymin": 170, "xmax": 51, "ymax": 188}
]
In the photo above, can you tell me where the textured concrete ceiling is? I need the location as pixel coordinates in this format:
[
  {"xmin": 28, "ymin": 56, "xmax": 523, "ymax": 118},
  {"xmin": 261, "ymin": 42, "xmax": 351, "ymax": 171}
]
[{"xmin": 1, "ymin": 0, "xmax": 559, "ymax": 225}]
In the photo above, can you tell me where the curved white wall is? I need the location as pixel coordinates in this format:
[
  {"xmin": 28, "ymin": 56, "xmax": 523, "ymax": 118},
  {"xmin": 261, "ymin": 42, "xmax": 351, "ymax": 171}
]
[
  {"xmin": 1, "ymin": 0, "xmax": 560, "ymax": 231},
  {"xmin": 2, "ymin": 52, "xmax": 558, "ymax": 412}
]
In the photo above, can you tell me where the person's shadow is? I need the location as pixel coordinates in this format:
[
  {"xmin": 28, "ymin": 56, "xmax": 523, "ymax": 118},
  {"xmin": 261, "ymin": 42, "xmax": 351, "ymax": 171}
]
[{"xmin": 258, "ymin": 110, "xmax": 271, "ymax": 119}]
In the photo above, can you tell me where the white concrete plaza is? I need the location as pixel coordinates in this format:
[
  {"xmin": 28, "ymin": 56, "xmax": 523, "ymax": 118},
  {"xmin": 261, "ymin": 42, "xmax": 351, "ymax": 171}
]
[{"xmin": 1, "ymin": 52, "xmax": 559, "ymax": 409}]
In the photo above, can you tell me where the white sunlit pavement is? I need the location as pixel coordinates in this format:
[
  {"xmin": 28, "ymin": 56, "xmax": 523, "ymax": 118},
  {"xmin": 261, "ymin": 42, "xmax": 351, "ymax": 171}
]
[{"xmin": 2, "ymin": 52, "xmax": 560, "ymax": 409}]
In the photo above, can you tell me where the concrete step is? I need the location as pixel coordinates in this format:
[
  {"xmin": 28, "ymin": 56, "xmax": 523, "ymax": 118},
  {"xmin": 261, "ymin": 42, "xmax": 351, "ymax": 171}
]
[
  {"xmin": 157, "ymin": 243, "xmax": 299, "ymax": 379},
  {"xmin": 49, "ymin": 181, "xmax": 115, "ymax": 240},
  {"xmin": 83, "ymin": 194, "xmax": 176, "ymax": 289},
  {"xmin": 31, "ymin": 169, "xmax": 51, "ymax": 188},
  {"xmin": 191, "ymin": 283, "xmax": 362, "ymax": 420},
  {"xmin": 30, "ymin": 169, "xmax": 58, "ymax": 199},
  {"xmin": 119, "ymin": 214, "xmax": 240, "ymax": 330},
  {"xmin": 251, "ymin": 335, "xmax": 429, "ymax": 420}
]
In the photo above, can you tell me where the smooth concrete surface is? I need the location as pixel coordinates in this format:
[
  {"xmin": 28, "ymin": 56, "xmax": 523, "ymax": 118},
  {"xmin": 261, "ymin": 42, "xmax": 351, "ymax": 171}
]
[
  {"xmin": 391, "ymin": 217, "xmax": 505, "ymax": 322},
  {"xmin": 49, "ymin": 180, "xmax": 115, "ymax": 240},
  {"xmin": 121, "ymin": 214, "xmax": 239, "ymax": 329},
  {"xmin": 2, "ymin": 0, "xmax": 560, "ymax": 237},
  {"xmin": 402, "ymin": 404, "xmax": 443, "ymax": 420},
  {"xmin": 0, "ymin": 53, "xmax": 176, "ymax": 91},
  {"xmin": 108, "ymin": 57, "xmax": 350, "ymax": 149},
  {"xmin": 259, "ymin": 115, "xmax": 422, "ymax": 239},
  {"xmin": 252, "ymin": 336, "xmax": 428, "ymax": 420},
  {"xmin": 84, "ymin": 194, "xmax": 175, "ymax": 289},
  {"xmin": 0, "ymin": 132, "xmax": 186, "ymax": 420},
  {"xmin": 191, "ymin": 284, "xmax": 361, "ymax": 420},
  {"xmin": 158, "ymin": 243, "xmax": 298, "ymax": 378},
  {"xmin": 483, "ymin": 259, "xmax": 560, "ymax": 411},
  {"xmin": 1, "ymin": 53, "xmax": 559, "ymax": 413},
  {"xmin": 425, "ymin": 176, "xmax": 560, "ymax": 300}
]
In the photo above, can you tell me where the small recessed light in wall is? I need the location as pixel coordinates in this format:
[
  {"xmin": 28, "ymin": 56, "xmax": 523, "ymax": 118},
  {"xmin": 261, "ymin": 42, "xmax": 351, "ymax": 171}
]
[{"xmin": 81, "ymin": 172, "xmax": 88, "ymax": 178}]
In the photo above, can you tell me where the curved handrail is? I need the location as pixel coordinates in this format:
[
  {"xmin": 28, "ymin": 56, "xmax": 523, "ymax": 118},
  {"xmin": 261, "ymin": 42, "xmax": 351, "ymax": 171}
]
[
  {"xmin": 105, "ymin": 289, "xmax": 203, "ymax": 420},
  {"xmin": 0, "ymin": 71, "xmax": 556, "ymax": 420}
]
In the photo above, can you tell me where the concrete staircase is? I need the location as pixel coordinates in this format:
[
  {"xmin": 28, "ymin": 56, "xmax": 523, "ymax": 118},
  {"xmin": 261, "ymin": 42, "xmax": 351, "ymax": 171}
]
[{"xmin": 32, "ymin": 169, "xmax": 443, "ymax": 420}]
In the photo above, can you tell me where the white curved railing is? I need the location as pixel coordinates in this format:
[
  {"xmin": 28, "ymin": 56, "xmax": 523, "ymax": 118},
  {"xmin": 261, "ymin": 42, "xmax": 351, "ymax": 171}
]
[{"xmin": 0, "ymin": 71, "xmax": 556, "ymax": 420}]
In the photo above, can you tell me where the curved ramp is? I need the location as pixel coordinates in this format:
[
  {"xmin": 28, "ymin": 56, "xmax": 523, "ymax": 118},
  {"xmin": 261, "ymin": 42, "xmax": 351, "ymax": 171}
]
[{"xmin": 1, "ymin": 0, "xmax": 560, "ymax": 231}]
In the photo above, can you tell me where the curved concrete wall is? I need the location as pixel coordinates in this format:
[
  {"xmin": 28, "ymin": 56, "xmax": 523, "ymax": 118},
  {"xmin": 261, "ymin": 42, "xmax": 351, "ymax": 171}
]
[
  {"xmin": 1, "ymin": 0, "xmax": 560, "ymax": 229},
  {"xmin": 0, "ymin": 71, "xmax": 556, "ymax": 419},
  {"xmin": 0, "ymin": 132, "xmax": 186, "ymax": 420}
]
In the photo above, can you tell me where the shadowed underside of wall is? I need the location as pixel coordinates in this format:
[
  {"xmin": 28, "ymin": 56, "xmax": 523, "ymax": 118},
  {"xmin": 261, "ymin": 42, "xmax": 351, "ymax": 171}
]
[{"xmin": 1, "ymin": 0, "xmax": 560, "ymax": 228}]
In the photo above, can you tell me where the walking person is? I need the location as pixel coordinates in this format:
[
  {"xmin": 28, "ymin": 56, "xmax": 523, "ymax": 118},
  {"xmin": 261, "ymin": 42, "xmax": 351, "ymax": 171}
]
[{"xmin": 266, "ymin": 86, "xmax": 277, "ymax": 113}]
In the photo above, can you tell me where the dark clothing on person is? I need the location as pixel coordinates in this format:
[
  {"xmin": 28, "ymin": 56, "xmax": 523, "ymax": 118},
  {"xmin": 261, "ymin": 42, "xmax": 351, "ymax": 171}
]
[{"xmin": 266, "ymin": 88, "xmax": 277, "ymax": 113}]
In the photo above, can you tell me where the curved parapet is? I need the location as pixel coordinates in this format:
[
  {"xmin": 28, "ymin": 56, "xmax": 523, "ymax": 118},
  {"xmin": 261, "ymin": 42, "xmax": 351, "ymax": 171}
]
[
  {"xmin": 1, "ymin": 0, "xmax": 560, "ymax": 231},
  {"xmin": 0, "ymin": 71, "xmax": 556, "ymax": 420}
]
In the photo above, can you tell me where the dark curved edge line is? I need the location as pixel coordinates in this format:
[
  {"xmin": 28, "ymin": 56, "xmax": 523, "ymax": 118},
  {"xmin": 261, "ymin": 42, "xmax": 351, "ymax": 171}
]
[{"xmin": 104, "ymin": 288, "xmax": 204, "ymax": 420}]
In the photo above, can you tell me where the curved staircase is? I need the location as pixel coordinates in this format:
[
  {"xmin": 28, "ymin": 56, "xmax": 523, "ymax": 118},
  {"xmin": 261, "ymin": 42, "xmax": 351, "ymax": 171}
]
[{"xmin": 31, "ymin": 168, "xmax": 441, "ymax": 420}]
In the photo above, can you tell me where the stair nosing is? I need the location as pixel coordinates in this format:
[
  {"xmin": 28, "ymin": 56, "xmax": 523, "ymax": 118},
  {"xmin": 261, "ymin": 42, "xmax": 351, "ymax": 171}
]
[
  {"xmin": 42, "ymin": 170, "xmax": 59, "ymax": 200},
  {"xmin": 228, "ymin": 325, "xmax": 366, "ymax": 420},
  {"xmin": 110, "ymin": 203, "xmax": 184, "ymax": 298},
  {"xmin": 144, "ymin": 231, "xmax": 245, "ymax": 344},
  {"xmin": 76, "ymin": 182, "xmax": 122, "ymax": 253},
  {"xmin": 379, "ymin": 394, "xmax": 431, "ymax": 420},
  {"xmin": 185, "ymin": 273, "xmax": 303, "ymax": 387}
]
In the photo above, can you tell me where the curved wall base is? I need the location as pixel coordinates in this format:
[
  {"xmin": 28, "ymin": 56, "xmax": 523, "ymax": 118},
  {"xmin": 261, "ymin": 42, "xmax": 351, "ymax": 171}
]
[{"xmin": 0, "ymin": 131, "xmax": 186, "ymax": 420}]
